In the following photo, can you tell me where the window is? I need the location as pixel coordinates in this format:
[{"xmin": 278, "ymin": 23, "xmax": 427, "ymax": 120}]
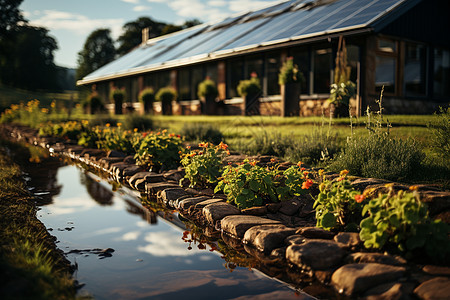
[
  {"xmin": 313, "ymin": 48, "xmax": 332, "ymax": 94},
  {"xmin": 178, "ymin": 69, "xmax": 191, "ymax": 101},
  {"xmin": 376, "ymin": 38, "xmax": 397, "ymax": 94},
  {"xmin": 291, "ymin": 49, "xmax": 310, "ymax": 94},
  {"xmin": 227, "ymin": 59, "xmax": 244, "ymax": 98},
  {"xmin": 434, "ymin": 48, "xmax": 450, "ymax": 97},
  {"xmin": 191, "ymin": 66, "xmax": 203, "ymax": 100},
  {"xmin": 266, "ymin": 52, "xmax": 281, "ymax": 96},
  {"xmin": 404, "ymin": 42, "xmax": 427, "ymax": 97}
]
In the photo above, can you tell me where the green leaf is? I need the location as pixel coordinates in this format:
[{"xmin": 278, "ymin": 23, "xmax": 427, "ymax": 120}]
[
  {"xmin": 249, "ymin": 180, "xmax": 260, "ymax": 191},
  {"xmin": 321, "ymin": 212, "xmax": 337, "ymax": 230}
]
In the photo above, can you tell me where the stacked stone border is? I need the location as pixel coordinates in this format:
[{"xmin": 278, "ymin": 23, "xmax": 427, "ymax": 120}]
[{"xmin": 3, "ymin": 124, "xmax": 450, "ymax": 300}]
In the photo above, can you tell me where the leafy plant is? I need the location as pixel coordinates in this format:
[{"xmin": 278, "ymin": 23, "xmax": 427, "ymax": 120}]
[
  {"xmin": 134, "ymin": 130, "xmax": 183, "ymax": 172},
  {"xmin": 197, "ymin": 79, "xmax": 218, "ymax": 99},
  {"xmin": 156, "ymin": 86, "xmax": 177, "ymax": 103},
  {"xmin": 428, "ymin": 106, "xmax": 450, "ymax": 162},
  {"xmin": 314, "ymin": 170, "xmax": 366, "ymax": 231},
  {"xmin": 278, "ymin": 57, "xmax": 303, "ymax": 85},
  {"xmin": 110, "ymin": 88, "xmax": 126, "ymax": 103},
  {"xmin": 215, "ymin": 160, "xmax": 292, "ymax": 209},
  {"xmin": 237, "ymin": 76, "xmax": 261, "ymax": 97},
  {"xmin": 283, "ymin": 162, "xmax": 314, "ymax": 197},
  {"xmin": 139, "ymin": 87, "xmax": 155, "ymax": 113},
  {"xmin": 359, "ymin": 186, "xmax": 449, "ymax": 261},
  {"xmin": 329, "ymin": 81, "xmax": 356, "ymax": 106},
  {"xmin": 85, "ymin": 93, "xmax": 104, "ymax": 114},
  {"xmin": 329, "ymin": 36, "xmax": 355, "ymax": 107},
  {"xmin": 181, "ymin": 142, "xmax": 230, "ymax": 188},
  {"xmin": 95, "ymin": 123, "xmax": 141, "ymax": 154}
]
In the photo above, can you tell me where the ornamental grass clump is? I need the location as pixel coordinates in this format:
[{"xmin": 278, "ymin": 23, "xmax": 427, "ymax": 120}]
[
  {"xmin": 359, "ymin": 185, "xmax": 449, "ymax": 262},
  {"xmin": 134, "ymin": 130, "xmax": 183, "ymax": 172},
  {"xmin": 181, "ymin": 142, "xmax": 230, "ymax": 188},
  {"xmin": 139, "ymin": 87, "xmax": 155, "ymax": 113},
  {"xmin": 314, "ymin": 170, "xmax": 366, "ymax": 231},
  {"xmin": 428, "ymin": 106, "xmax": 450, "ymax": 162}
]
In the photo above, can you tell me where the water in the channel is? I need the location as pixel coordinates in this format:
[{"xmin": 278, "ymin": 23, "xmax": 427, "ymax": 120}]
[{"xmin": 32, "ymin": 161, "xmax": 312, "ymax": 300}]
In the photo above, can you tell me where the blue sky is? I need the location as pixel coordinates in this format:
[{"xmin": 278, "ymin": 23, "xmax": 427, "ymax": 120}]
[{"xmin": 20, "ymin": 0, "xmax": 277, "ymax": 68}]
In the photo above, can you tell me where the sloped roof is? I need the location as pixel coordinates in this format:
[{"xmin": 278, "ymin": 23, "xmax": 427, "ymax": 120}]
[{"xmin": 78, "ymin": 0, "xmax": 414, "ymax": 85}]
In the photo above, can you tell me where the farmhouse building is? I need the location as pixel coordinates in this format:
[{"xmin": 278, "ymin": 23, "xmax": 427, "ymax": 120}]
[{"xmin": 77, "ymin": 0, "xmax": 450, "ymax": 116}]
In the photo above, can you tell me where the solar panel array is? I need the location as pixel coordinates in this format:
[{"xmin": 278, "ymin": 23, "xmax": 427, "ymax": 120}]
[{"xmin": 81, "ymin": 0, "xmax": 406, "ymax": 83}]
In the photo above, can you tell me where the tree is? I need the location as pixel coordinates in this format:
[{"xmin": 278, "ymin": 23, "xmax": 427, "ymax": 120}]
[
  {"xmin": 77, "ymin": 28, "xmax": 116, "ymax": 80},
  {"xmin": 0, "ymin": 0, "xmax": 25, "ymax": 40},
  {"xmin": 116, "ymin": 17, "xmax": 167, "ymax": 56}
]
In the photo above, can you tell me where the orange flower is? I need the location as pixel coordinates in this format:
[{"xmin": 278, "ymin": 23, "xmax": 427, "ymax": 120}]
[
  {"xmin": 409, "ymin": 185, "xmax": 419, "ymax": 191},
  {"xmin": 249, "ymin": 161, "xmax": 257, "ymax": 166},
  {"xmin": 300, "ymin": 167, "xmax": 306, "ymax": 171},
  {"xmin": 354, "ymin": 194, "xmax": 365, "ymax": 203},
  {"xmin": 105, "ymin": 123, "xmax": 110, "ymax": 127},
  {"xmin": 270, "ymin": 158, "xmax": 276, "ymax": 163},
  {"xmin": 303, "ymin": 171, "xmax": 309, "ymax": 176},
  {"xmin": 297, "ymin": 161, "xmax": 303, "ymax": 167},
  {"xmin": 169, "ymin": 133, "xmax": 175, "ymax": 137},
  {"xmin": 226, "ymin": 150, "xmax": 230, "ymax": 155},
  {"xmin": 301, "ymin": 179, "xmax": 313, "ymax": 190},
  {"xmin": 190, "ymin": 152, "xmax": 197, "ymax": 157},
  {"xmin": 219, "ymin": 141, "xmax": 228, "ymax": 150},
  {"xmin": 186, "ymin": 146, "xmax": 191, "ymax": 150},
  {"xmin": 340, "ymin": 169, "xmax": 349, "ymax": 177}
]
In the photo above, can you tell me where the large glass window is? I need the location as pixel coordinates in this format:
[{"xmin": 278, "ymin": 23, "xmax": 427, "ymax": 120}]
[
  {"xmin": 178, "ymin": 68, "xmax": 191, "ymax": 101},
  {"xmin": 376, "ymin": 56, "xmax": 396, "ymax": 94},
  {"xmin": 434, "ymin": 48, "xmax": 450, "ymax": 97},
  {"xmin": 375, "ymin": 38, "xmax": 397, "ymax": 94},
  {"xmin": 191, "ymin": 65, "xmax": 204, "ymax": 100},
  {"xmin": 266, "ymin": 52, "xmax": 281, "ymax": 96},
  {"xmin": 404, "ymin": 42, "xmax": 427, "ymax": 97},
  {"xmin": 313, "ymin": 48, "xmax": 332, "ymax": 94},
  {"xmin": 227, "ymin": 59, "xmax": 244, "ymax": 98},
  {"xmin": 291, "ymin": 49, "xmax": 310, "ymax": 94}
]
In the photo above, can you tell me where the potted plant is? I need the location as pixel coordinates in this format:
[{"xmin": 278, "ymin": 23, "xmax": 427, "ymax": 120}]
[
  {"xmin": 329, "ymin": 36, "xmax": 356, "ymax": 118},
  {"xmin": 110, "ymin": 88, "xmax": 126, "ymax": 115},
  {"xmin": 197, "ymin": 78, "xmax": 218, "ymax": 115},
  {"xmin": 156, "ymin": 86, "xmax": 177, "ymax": 115},
  {"xmin": 279, "ymin": 57, "xmax": 304, "ymax": 117},
  {"xmin": 237, "ymin": 73, "xmax": 261, "ymax": 116},
  {"xmin": 139, "ymin": 87, "xmax": 155, "ymax": 114},
  {"xmin": 85, "ymin": 93, "xmax": 104, "ymax": 115}
]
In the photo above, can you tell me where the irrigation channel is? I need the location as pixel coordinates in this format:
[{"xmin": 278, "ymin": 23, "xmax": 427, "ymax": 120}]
[{"xmin": 26, "ymin": 155, "xmax": 318, "ymax": 299}]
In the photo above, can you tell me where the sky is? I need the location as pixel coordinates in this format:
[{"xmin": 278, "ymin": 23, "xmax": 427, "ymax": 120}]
[{"xmin": 20, "ymin": 0, "xmax": 278, "ymax": 69}]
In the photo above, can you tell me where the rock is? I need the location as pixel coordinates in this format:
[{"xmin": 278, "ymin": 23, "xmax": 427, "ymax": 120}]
[
  {"xmin": 145, "ymin": 182, "xmax": 180, "ymax": 195},
  {"xmin": 67, "ymin": 146, "xmax": 84, "ymax": 155},
  {"xmin": 221, "ymin": 215, "xmax": 282, "ymax": 239},
  {"xmin": 163, "ymin": 169, "xmax": 184, "ymax": 181},
  {"xmin": 270, "ymin": 247, "xmax": 286, "ymax": 262},
  {"xmin": 351, "ymin": 178, "xmax": 390, "ymax": 191},
  {"xmin": 158, "ymin": 188, "xmax": 189, "ymax": 206},
  {"xmin": 177, "ymin": 196, "xmax": 211, "ymax": 211},
  {"xmin": 107, "ymin": 150, "xmax": 126, "ymax": 158},
  {"xmin": 279, "ymin": 199, "xmax": 302, "ymax": 216},
  {"xmin": 128, "ymin": 172, "xmax": 154, "ymax": 189},
  {"xmin": 145, "ymin": 174, "xmax": 165, "ymax": 183},
  {"xmin": 363, "ymin": 282, "xmax": 409, "ymax": 300},
  {"xmin": 297, "ymin": 227, "xmax": 336, "ymax": 239},
  {"xmin": 81, "ymin": 149, "xmax": 105, "ymax": 159},
  {"xmin": 331, "ymin": 263, "xmax": 406, "ymax": 296},
  {"xmin": 346, "ymin": 252, "xmax": 406, "ymax": 266},
  {"xmin": 194, "ymin": 198, "xmax": 224, "ymax": 210},
  {"xmin": 286, "ymin": 239, "xmax": 347, "ymax": 270},
  {"xmin": 414, "ymin": 277, "xmax": 450, "ymax": 300},
  {"xmin": 267, "ymin": 213, "xmax": 311, "ymax": 227},
  {"xmin": 241, "ymin": 206, "xmax": 267, "ymax": 216},
  {"xmin": 203, "ymin": 202, "xmax": 240, "ymax": 226},
  {"xmin": 419, "ymin": 190, "xmax": 450, "ymax": 216},
  {"xmin": 110, "ymin": 162, "xmax": 132, "ymax": 177},
  {"xmin": 333, "ymin": 232, "xmax": 361, "ymax": 249},
  {"xmin": 422, "ymin": 265, "xmax": 450, "ymax": 276},
  {"xmin": 285, "ymin": 235, "xmax": 306, "ymax": 245},
  {"xmin": 99, "ymin": 157, "xmax": 124, "ymax": 169},
  {"xmin": 266, "ymin": 202, "xmax": 282, "ymax": 213},
  {"xmin": 123, "ymin": 155, "xmax": 135, "ymax": 164},
  {"xmin": 243, "ymin": 224, "xmax": 296, "ymax": 254},
  {"xmin": 123, "ymin": 165, "xmax": 144, "ymax": 177}
]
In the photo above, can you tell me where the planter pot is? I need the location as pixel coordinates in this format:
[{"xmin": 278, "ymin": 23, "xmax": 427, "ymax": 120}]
[
  {"xmin": 114, "ymin": 100, "xmax": 123, "ymax": 115},
  {"xmin": 143, "ymin": 101, "xmax": 153, "ymax": 114},
  {"xmin": 201, "ymin": 95, "xmax": 217, "ymax": 115},
  {"xmin": 330, "ymin": 102, "xmax": 349, "ymax": 118},
  {"xmin": 280, "ymin": 83, "xmax": 300, "ymax": 117},
  {"xmin": 242, "ymin": 93, "xmax": 260, "ymax": 116},
  {"xmin": 161, "ymin": 100, "xmax": 172, "ymax": 115}
]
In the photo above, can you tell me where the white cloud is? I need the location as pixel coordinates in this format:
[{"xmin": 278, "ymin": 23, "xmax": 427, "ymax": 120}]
[
  {"xmin": 138, "ymin": 231, "xmax": 201, "ymax": 257},
  {"xmin": 147, "ymin": 0, "xmax": 165, "ymax": 3},
  {"xmin": 117, "ymin": 231, "xmax": 141, "ymax": 241},
  {"xmin": 208, "ymin": 0, "xmax": 227, "ymax": 7},
  {"xmin": 28, "ymin": 10, "xmax": 124, "ymax": 39},
  {"xmin": 122, "ymin": 0, "xmax": 140, "ymax": 4},
  {"xmin": 228, "ymin": 0, "xmax": 271, "ymax": 13},
  {"xmin": 133, "ymin": 5, "xmax": 151, "ymax": 12},
  {"xmin": 167, "ymin": 0, "xmax": 229, "ymax": 22}
]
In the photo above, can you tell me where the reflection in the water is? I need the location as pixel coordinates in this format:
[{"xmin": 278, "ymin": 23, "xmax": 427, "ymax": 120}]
[
  {"xmin": 33, "ymin": 163, "xmax": 311, "ymax": 299},
  {"xmin": 80, "ymin": 172, "xmax": 114, "ymax": 206}
]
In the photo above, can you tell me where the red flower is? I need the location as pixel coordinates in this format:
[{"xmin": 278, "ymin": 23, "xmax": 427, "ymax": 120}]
[
  {"xmin": 249, "ymin": 161, "xmax": 257, "ymax": 166},
  {"xmin": 301, "ymin": 179, "xmax": 313, "ymax": 190},
  {"xmin": 354, "ymin": 194, "xmax": 365, "ymax": 203},
  {"xmin": 142, "ymin": 132, "xmax": 148, "ymax": 138}
]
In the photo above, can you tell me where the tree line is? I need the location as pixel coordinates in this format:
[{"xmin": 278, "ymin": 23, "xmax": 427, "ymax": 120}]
[
  {"xmin": 0, "ymin": 0, "xmax": 200, "ymax": 91},
  {"xmin": 76, "ymin": 17, "xmax": 201, "ymax": 80}
]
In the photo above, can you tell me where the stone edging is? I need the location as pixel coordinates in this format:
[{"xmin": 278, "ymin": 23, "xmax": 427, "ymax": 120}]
[{"xmin": 3, "ymin": 124, "xmax": 450, "ymax": 299}]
